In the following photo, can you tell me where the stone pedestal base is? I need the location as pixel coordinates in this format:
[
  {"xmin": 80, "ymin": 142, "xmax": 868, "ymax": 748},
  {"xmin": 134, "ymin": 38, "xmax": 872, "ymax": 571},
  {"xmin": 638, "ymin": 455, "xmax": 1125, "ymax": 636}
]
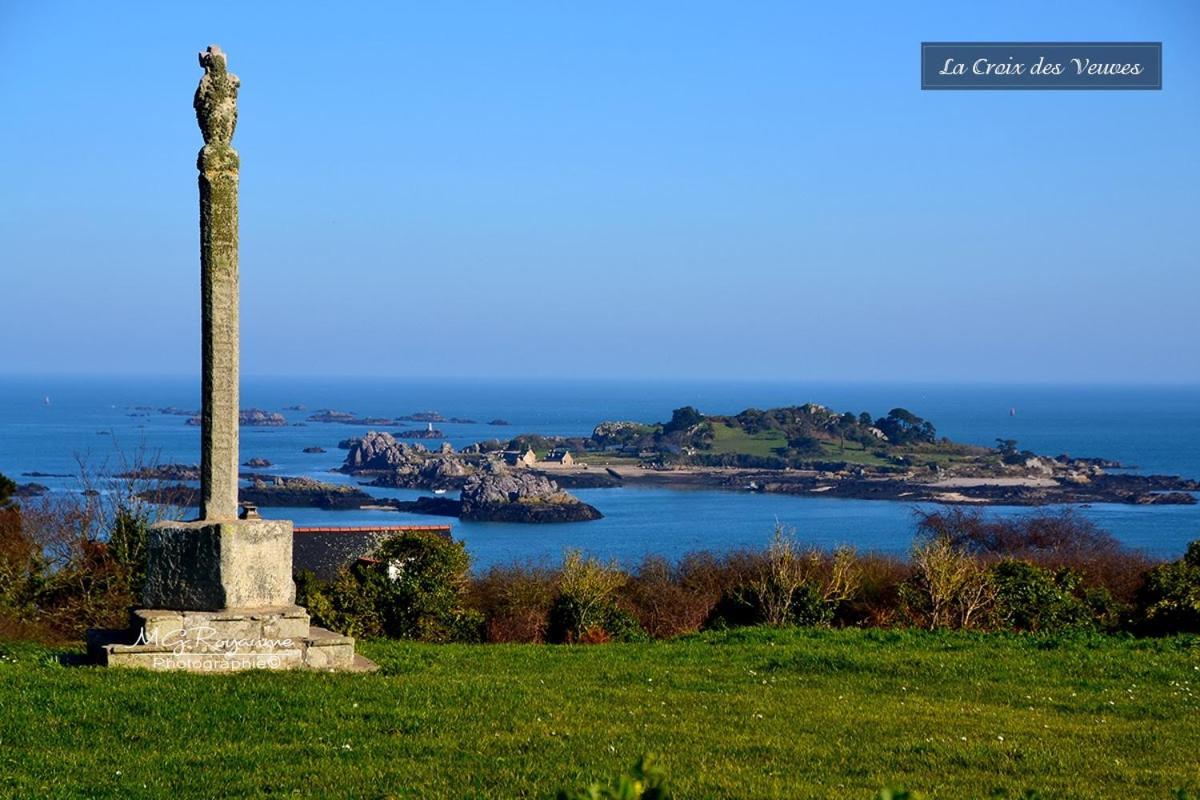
[
  {"xmin": 144, "ymin": 518, "xmax": 296, "ymax": 610},
  {"xmin": 88, "ymin": 606, "xmax": 377, "ymax": 673}
]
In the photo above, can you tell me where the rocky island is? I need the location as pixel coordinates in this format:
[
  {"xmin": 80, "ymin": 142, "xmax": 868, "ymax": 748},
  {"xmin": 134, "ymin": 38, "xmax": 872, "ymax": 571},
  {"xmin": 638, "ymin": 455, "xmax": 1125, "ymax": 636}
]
[
  {"xmin": 398, "ymin": 411, "xmax": 445, "ymax": 422},
  {"xmin": 458, "ymin": 464, "xmax": 602, "ymax": 522},
  {"xmin": 338, "ymin": 405, "xmax": 1199, "ymax": 508},
  {"xmin": 307, "ymin": 409, "xmax": 403, "ymax": 426},
  {"xmin": 386, "ymin": 465, "xmax": 603, "ymax": 523},
  {"xmin": 338, "ymin": 431, "xmax": 601, "ymax": 521},
  {"xmin": 397, "ymin": 427, "xmax": 446, "ymax": 440},
  {"xmin": 557, "ymin": 405, "xmax": 1199, "ymax": 506},
  {"xmin": 142, "ymin": 476, "xmax": 374, "ymax": 510},
  {"xmin": 132, "ymin": 403, "xmax": 1197, "ymax": 521},
  {"xmin": 186, "ymin": 408, "xmax": 287, "ymax": 427}
]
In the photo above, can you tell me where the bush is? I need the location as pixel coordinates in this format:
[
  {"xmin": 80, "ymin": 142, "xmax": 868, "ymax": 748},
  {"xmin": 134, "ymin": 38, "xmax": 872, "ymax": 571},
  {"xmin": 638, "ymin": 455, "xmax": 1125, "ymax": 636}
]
[
  {"xmin": 622, "ymin": 555, "xmax": 723, "ymax": 638},
  {"xmin": 296, "ymin": 563, "xmax": 386, "ymax": 639},
  {"xmin": 990, "ymin": 560, "xmax": 1095, "ymax": 633},
  {"xmin": 736, "ymin": 525, "xmax": 811, "ymax": 626},
  {"xmin": 0, "ymin": 496, "xmax": 50, "ymax": 640},
  {"xmin": 299, "ymin": 532, "xmax": 481, "ymax": 642},
  {"xmin": 374, "ymin": 533, "xmax": 481, "ymax": 641},
  {"xmin": 547, "ymin": 550, "xmax": 646, "ymax": 643},
  {"xmin": 469, "ymin": 564, "xmax": 558, "ymax": 643},
  {"xmin": 716, "ymin": 527, "xmax": 857, "ymax": 628},
  {"xmin": 900, "ymin": 535, "xmax": 995, "ymax": 630},
  {"xmin": 917, "ymin": 508, "xmax": 1151, "ymax": 603},
  {"xmin": 11, "ymin": 490, "xmax": 158, "ymax": 639},
  {"xmin": 788, "ymin": 583, "xmax": 836, "ymax": 626},
  {"xmin": 840, "ymin": 553, "xmax": 911, "ymax": 627},
  {"xmin": 1136, "ymin": 540, "xmax": 1200, "ymax": 634}
]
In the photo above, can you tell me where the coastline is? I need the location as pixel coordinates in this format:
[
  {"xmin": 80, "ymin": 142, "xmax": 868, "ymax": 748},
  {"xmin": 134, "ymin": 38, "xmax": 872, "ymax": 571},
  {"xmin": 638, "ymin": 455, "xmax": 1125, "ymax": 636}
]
[{"xmin": 535, "ymin": 461, "xmax": 1198, "ymax": 507}]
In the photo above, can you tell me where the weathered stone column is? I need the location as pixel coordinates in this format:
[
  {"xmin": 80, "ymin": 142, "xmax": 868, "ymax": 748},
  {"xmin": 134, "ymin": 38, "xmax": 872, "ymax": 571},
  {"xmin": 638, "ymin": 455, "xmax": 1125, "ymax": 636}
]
[
  {"xmin": 137, "ymin": 45, "xmax": 302, "ymax": 615},
  {"xmin": 88, "ymin": 45, "xmax": 374, "ymax": 672},
  {"xmin": 195, "ymin": 45, "xmax": 240, "ymax": 521}
]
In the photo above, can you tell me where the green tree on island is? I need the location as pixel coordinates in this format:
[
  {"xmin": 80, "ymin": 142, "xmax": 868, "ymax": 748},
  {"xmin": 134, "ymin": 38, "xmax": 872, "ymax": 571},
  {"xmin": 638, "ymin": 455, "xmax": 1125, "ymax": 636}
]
[
  {"xmin": 875, "ymin": 408, "xmax": 936, "ymax": 445},
  {"xmin": 662, "ymin": 406, "xmax": 704, "ymax": 434}
]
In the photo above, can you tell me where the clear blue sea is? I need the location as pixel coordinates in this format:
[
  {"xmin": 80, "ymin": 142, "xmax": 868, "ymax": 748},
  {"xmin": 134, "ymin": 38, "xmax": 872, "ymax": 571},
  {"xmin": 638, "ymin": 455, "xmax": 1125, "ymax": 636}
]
[{"xmin": 2, "ymin": 377, "xmax": 1198, "ymax": 569}]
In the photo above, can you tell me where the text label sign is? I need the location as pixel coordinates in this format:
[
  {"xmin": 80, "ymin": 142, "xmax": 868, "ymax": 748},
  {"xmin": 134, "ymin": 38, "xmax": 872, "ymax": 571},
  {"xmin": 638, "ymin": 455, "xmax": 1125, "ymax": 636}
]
[{"xmin": 921, "ymin": 42, "xmax": 1161, "ymax": 90}]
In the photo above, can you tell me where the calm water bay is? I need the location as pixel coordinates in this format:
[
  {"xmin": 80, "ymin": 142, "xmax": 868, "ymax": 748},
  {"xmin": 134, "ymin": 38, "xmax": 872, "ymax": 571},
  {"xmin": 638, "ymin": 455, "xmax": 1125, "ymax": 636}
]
[{"xmin": 2, "ymin": 376, "xmax": 1198, "ymax": 568}]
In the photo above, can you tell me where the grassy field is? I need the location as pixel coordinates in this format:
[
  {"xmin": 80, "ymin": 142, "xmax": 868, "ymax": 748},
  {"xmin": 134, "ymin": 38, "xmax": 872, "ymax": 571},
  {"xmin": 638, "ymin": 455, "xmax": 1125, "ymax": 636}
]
[
  {"xmin": 2, "ymin": 629, "xmax": 1198, "ymax": 799},
  {"xmin": 816, "ymin": 439, "xmax": 890, "ymax": 466},
  {"xmin": 707, "ymin": 423, "xmax": 788, "ymax": 458}
]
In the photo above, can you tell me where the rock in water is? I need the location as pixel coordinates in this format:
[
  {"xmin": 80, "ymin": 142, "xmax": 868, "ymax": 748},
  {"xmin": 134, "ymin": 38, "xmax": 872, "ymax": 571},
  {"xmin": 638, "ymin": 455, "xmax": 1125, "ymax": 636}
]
[
  {"xmin": 140, "ymin": 476, "xmax": 374, "ymax": 510},
  {"xmin": 459, "ymin": 463, "xmax": 602, "ymax": 523},
  {"xmin": 368, "ymin": 455, "xmax": 474, "ymax": 490},
  {"xmin": 184, "ymin": 408, "xmax": 287, "ymax": 427},
  {"xmin": 340, "ymin": 431, "xmax": 411, "ymax": 471},
  {"xmin": 239, "ymin": 408, "xmax": 288, "ymax": 426}
]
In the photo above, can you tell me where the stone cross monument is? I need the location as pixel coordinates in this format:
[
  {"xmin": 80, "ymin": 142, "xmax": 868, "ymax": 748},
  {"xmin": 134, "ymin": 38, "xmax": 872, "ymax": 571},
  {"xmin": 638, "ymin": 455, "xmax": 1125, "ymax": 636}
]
[
  {"xmin": 89, "ymin": 47, "xmax": 372, "ymax": 672},
  {"xmin": 195, "ymin": 45, "xmax": 241, "ymax": 522}
]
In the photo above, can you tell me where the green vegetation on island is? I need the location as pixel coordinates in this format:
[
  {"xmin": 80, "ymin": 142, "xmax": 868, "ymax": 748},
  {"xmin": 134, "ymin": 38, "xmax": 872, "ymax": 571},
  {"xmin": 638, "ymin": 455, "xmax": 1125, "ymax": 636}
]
[
  {"xmin": 592, "ymin": 404, "xmax": 998, "ymax": 470},
  {"xmin": 484, "ymin": 403, "xmax": 1198, "ymax": 506}
]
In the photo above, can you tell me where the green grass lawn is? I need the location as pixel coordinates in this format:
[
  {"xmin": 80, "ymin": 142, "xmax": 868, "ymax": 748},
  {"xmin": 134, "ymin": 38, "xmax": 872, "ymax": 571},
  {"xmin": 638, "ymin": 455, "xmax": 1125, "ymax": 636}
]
[
  {"xmin": 2, "ymin": 629, "xmax": 1198, "ymax": 799},
  {"xmin": 817, "ymin": 439, "xmax": 891, "ymax": 466},
  {"xmin": 707, "ymin": 423, "xmax": 788, "ymax": 458}
]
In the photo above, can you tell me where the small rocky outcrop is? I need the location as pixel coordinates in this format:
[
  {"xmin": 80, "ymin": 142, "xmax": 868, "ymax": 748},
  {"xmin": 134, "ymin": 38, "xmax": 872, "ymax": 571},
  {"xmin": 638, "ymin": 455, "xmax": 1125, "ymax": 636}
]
[
  {"xmin": 141, "ymin": 476, "xmax": 374, "ymax": 510},
  {"xmin": 308, "ymin": 409, "xmax": 400, "ymax": 425},
  {"xmin": 243, "ymin": 457, "xmax": 272, "ymax": 468},
  {"xmin": 302, "ymin": 446, "xmax": 327, "ymax": 454},
  {"xmin": 421, "ymin": 456, "xmax": 472, "ymax": 486},
  {"xmin": 1132, "ymin": 491, "xmax": 1197, "ymax": 505},
  {"xmin": 397, "ymin": 428, "xmax": 445, "ymax": 440},
  {"xmin": 369, "ymin": 455, "xmax": 475, "ymax": 490},
  {"xmin": 461, "ymin": 440, "xmax": 505, "ymax": 454},
  {"xmin": 308, "ymin": 409, "xmax": 357, "ymax": 423},
  {"xmin": 340, "ymin": 431, "xmax": 411, "ymax": 472},
  {"xmin": 119, "ymin": 464, "xmax": 201, "ymax": 481},
  {"xmin": 387, "ymin": 496, "xmax": 463, "ymax": 517},
  {"xmin": 458, "ymin": 464, "xmax": 602, "ymax": 523},
  {"xmin": 14, "ymin": 482, "xmax": 48, "ymax": 498},
  {"xmin": 240, "ymin": 408, "xmax": 287, "ymax": 426},
  {"xmin": 488, "ymin": 419, "xmax": 511, "ymax": 426},
  {"xmin": 186, "ymin": 409, "xmax": 287, "ymax": 427},
  {"xmin": 399, "ymin": 411, "xmax": 445, "ymax": 422},
  {"xmin": 243, "ymin": 476, "xmax": 373, "ymax": 509}
]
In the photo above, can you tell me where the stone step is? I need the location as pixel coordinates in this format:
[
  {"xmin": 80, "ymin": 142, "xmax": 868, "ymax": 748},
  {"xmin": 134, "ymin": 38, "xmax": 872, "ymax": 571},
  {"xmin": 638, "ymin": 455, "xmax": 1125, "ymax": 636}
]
[
  {"xmin": 133, "ymin": 606, "xmax": 311, "ymax": 647},
  {"xmin": 87, "ymin": 610, "xmax": 373, "ymax": 672},
  {"xmin": 349, "ymin": 653, "xmax": 382, "ymax": 673},
  {"xmin": 100, "ymin": 643, "xmax": 306, "ymax": 671},
  {"xmin": 302, "ymin": 626, "xmax": 359, "ymax": 671}
]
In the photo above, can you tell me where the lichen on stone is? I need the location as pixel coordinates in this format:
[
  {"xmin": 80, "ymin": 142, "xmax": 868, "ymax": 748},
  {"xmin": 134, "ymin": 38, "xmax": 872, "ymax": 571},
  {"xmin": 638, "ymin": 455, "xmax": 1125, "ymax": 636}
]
[{"xmin": 194, "ymin": 45, "xmax": 239, "ymax": 147}]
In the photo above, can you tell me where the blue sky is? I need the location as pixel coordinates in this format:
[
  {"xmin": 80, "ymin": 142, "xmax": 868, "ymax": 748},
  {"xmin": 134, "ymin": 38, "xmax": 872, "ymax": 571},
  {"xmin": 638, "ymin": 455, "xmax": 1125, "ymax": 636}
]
[{"xmin": 1, "ymin": 1, "xmax": 1197, "ymax": 381}]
